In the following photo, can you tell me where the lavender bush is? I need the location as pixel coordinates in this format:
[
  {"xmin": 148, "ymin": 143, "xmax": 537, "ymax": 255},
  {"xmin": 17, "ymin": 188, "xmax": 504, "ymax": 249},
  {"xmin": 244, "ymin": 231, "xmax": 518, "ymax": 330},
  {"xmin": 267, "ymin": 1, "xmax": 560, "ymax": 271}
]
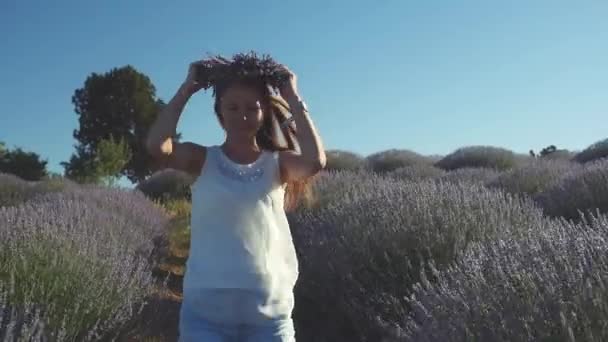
[
  {"xmin": 135, "ymin": 168, "xmax": 194, "ymax": 203},
  {"xmin": 401, "ymin": 214, "xmax": 608, "ymax": 342},
  {"xmin": 435, "ymin": 146, "xmax": 519, "ymax": 171},
  {"xmin": 0, "ymin": 173, "xmax": 31, "ymax": 207},
  {"xmin": 0, "ymin": 173, "xmax": 73, "ymax": 208},
  {"xmin": 305, "ymin": 170, "xmax": 388, "ymax": 210},
  {"xmin": 535, "ymin": 158, "xmax": 608, "ymax": 221},
  {"xmin": 324, "ymin": 150, "xmax": 366, "ymax": 172},
  {"xmin": 0, "ymin": 186, "xmax": 169, "ymax": 341},
  {"xmin": 436, "ymin": 167, "xmax": 501, "ymax": 185},
  {"xmin": 387, "ymin": 164, "xmax": 446, "ymax": 182},
  {"xmin": 365, "ymin": 149, "xmax": 434, "ymax": 174},
  {"xmin": 290, "ymin": 170, "xmax": 547, "ymax": 342},
  {"xmin": 488, "ymin": 158, "xmax": 581, "ymax": 197},
  {"xmin": 574, "ymin": 137, "xmax": 608, "ymax": 164}
]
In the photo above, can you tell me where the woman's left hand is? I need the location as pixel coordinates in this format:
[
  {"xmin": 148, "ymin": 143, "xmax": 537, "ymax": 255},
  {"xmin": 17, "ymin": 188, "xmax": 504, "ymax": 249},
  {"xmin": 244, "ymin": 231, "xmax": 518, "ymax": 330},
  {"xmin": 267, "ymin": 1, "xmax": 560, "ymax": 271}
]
[{"xmin": 278, "ymin": 64, "xmax": 299, "ymax": 100}]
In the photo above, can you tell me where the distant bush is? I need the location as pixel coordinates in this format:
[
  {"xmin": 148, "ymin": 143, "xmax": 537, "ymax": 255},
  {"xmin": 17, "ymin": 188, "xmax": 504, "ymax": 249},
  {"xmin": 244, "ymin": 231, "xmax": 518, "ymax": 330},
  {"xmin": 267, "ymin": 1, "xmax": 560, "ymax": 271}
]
[
  {"xmin": 365, "ymin": 149, "xmax": 433, "ymax": 174},
  {"xmin": 0, "ymin": 173, "xmax": 73, "ymax": 207},
  {"xmin": 136, "ymin": 168, "xmax": 193, "ymax": 203},
  {"xmin": 426, "ymin": 154, "xmax": 444, "ymax": 163},
  {"xmin": 324, "ymin": 150, "xmax": 366, "ymax": 172},
  {"xmin": 535, "ymin": 158, "xmax": 608, "ymax": 221},
  {"xmin": 574, "ymin": 138, "xmax": 608, "ymax": 164},
  {"xmin": 488, "ymin": 158, "xmax": 581, "ymax": 197},
  {"xmin": 388, "ymin": 164, "xmax": 446, "ymax": 182},
  {"xmin": 437, "ymin": 167, "xmax": 501, "ymax": 185},
  {"xmin": 290, "ymin": 170, "xmax": 546, "ymax": 342},
  {"xmin": 529, "ymin": 144, "xmax": 575, "ymax": 160},
  {"xmin": 0, "ymin": 186, "xmax": 169, "ymax": 340},
  {"xmin": 402, "ymin": 214, "xmax": 608, "ymax": 342},
  {"xmin": 542, "ymin": 149, "xmax": 576, "ymax": 160},
  {"xmin": 435, "ymin": 146, "xmax": 518, "ymax": 171},
  {"xmin": 0, "ymin": 173, "xmax": 31, "ymax": 207},
  {"xmin": 0, "ymin": 145, "xmax": 48, "ymax": 181}
]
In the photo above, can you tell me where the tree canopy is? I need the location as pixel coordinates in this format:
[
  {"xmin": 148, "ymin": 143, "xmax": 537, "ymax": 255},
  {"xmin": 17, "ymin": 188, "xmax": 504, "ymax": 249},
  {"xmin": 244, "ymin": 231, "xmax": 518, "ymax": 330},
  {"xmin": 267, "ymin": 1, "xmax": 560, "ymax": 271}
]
[
  {"xmin": 0, "ymin": 142, "xmax": 48, "ymax": 181},
  {"xmin": 62, "ymin": 65, "xmax": 166, "ymax": 183}
]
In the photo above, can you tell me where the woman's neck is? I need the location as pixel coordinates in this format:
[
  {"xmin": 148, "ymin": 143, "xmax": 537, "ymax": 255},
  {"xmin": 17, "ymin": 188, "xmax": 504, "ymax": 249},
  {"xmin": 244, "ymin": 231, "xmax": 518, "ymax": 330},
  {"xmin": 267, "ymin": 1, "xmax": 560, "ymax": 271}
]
[{"xmin": 222, "ymin": 134, "xmax": 262, "ymax": 163}]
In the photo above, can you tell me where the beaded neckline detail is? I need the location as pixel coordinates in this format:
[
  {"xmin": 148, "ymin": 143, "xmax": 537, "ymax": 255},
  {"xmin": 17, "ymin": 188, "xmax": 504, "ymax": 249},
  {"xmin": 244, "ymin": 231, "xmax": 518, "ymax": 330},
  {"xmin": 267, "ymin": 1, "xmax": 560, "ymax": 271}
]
[{"xmin": 216, "ymin": 146, "xmax": 266, "ymax": 182}]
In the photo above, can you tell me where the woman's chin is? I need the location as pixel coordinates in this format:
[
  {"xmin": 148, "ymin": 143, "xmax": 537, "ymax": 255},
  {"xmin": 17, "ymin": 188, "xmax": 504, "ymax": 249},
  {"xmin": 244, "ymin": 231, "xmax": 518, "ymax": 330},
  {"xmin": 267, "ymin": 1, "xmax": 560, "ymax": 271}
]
[{"xmin": 232, "ymin": 123, "xmax": 260, "ymax": 135}]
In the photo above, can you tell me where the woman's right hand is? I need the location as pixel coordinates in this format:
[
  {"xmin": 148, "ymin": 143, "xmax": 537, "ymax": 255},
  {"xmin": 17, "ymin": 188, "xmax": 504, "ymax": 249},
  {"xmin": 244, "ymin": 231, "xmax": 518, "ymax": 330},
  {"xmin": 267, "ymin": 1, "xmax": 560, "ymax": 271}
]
[
  {"xmin": 182, "ymin": 57, "xmax": 231, "ymax": 96},
  {"xmin": 182, "ymin": 60, "xmax": 206, "ymax": 96}
]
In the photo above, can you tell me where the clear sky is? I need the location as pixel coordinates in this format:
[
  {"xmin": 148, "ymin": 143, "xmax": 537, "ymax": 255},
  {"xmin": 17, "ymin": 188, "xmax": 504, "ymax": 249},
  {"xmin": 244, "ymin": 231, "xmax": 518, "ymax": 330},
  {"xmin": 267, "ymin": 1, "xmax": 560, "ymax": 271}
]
[{"xmin": 1, "ymin": 0, "xmax": 606, "ymax": 177}]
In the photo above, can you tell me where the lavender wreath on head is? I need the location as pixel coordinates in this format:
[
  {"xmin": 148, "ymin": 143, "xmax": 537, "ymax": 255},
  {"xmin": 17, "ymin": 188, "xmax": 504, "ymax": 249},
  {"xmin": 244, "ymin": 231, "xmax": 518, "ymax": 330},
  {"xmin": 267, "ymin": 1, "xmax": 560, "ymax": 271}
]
[{"xmin": 195, "ymin": 51, "xmax": 291, "ymax": 97}]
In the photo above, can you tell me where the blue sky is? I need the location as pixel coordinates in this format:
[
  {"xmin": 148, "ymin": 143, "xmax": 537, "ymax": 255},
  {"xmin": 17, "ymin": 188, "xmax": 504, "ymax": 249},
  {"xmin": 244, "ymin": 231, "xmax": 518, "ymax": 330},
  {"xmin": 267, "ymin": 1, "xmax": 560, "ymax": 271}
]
[{"xmin": 1, "ymin": 0, "xmax": 606, "ymax": 178}]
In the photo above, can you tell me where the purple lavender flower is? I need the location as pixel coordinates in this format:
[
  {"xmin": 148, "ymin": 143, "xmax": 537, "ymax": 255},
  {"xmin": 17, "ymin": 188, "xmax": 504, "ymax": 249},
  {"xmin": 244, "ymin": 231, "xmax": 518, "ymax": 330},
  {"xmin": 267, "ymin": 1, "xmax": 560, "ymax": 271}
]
[
  {"xmin": 289, "ymin": 170, "xmax": 546, "ymax": 341},
  {"xmin": 0, "ymin": 185, "xmax": 169, "ymax": 341},
  {"xmin": 535, "ymin": 158, "xmax": 608, "ymax": 221},
  {"xmin": 402, "ymin": 214, "xmax": 608, "ymax": 342}
]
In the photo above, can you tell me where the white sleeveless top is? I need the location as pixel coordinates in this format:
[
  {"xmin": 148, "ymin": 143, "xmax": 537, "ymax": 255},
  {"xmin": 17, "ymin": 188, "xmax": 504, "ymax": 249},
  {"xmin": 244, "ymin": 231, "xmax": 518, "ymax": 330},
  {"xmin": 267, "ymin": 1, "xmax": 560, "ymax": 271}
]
[{"xmin": 183, "ymin": 145, "xmax": 299, "ymax": 312}]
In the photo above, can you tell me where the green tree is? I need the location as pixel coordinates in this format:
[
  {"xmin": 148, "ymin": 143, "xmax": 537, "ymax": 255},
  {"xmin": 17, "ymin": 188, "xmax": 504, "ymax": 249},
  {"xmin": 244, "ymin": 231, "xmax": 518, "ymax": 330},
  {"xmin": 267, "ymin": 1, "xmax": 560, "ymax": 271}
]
[
  {"xmin": 540, "ymin": 145, "xmax": 557, "ymax": 157},
  {"xmin": 0, "ymin": 141, "xmax": 5, "ymax": 154},
  {"xmin": 0, "ymin": 144, "xmax": 48, "ymax": 181},
  {"xmin": 62, "ymin": 65, "xmax": 167, "ymax": 183},
  {"xmin": 62, "ymin": 136, "xmax": 131, "ymax": 186},
  {"xmin": 94, "ymin": 136, "xmax": 132, "ymax": 187},
  {"xmin": 61, "ymin": 145, "xmax": 98, "ymax": 184}
]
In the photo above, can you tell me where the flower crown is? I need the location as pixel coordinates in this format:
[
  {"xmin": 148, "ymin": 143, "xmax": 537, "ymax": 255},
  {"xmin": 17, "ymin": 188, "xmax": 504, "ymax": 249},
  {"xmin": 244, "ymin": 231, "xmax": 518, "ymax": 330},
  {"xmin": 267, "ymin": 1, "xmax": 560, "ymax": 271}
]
[{"xmin": 195, "ymin": 51, "xmax": 290, "ymax": 96}]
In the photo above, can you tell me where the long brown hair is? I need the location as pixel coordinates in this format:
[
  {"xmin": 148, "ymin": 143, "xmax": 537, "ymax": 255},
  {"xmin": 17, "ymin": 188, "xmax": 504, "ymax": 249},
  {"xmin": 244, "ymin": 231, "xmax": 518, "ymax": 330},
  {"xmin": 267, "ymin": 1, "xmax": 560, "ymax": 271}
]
[{"xmin": 213, "ymin": 78, "xmax": 317, "ymax": 212}]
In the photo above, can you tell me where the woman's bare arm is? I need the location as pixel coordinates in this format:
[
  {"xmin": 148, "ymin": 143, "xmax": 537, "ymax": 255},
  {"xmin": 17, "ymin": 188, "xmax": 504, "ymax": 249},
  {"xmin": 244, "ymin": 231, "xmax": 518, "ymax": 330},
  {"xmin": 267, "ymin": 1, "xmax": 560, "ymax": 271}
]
[
  {"xmin": 277, "ymin": 65, "xmax": 327, "ymax": 182},
  {"xmin": 146, "ymin": 63, "xmax": 206, "ymax": 176}
]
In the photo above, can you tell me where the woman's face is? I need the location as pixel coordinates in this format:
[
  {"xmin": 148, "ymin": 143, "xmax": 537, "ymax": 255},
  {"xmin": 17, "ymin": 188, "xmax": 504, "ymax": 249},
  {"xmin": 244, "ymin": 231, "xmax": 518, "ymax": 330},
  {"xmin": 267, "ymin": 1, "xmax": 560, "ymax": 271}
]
[{"xmin": 219, "ymin": 83, "xmax": 265, "ymax": 135}]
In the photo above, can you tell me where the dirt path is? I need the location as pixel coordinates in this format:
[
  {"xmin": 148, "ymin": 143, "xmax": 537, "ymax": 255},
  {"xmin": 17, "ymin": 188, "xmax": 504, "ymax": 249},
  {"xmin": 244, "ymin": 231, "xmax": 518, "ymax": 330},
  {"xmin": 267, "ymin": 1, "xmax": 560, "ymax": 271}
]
[{"xmin": 124, "ymin": 216, "xmax": 189, "ymax": 342}]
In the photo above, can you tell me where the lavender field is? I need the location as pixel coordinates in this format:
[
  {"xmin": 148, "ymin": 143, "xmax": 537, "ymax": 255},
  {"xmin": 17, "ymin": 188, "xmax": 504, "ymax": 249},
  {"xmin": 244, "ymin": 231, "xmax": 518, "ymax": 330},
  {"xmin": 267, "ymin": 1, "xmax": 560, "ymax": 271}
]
[{"xmin": 1, "ymin": 140, "xmax": 608, "ymax": 342}]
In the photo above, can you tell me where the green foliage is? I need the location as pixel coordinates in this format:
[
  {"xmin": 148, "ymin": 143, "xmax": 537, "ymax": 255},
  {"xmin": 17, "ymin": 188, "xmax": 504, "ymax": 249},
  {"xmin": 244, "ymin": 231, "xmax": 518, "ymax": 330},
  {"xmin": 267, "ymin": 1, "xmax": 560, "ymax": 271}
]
[
  {"xmin": 61, "ymin": 145, "xmax": 98, "ymax": 184},
  {"xmin": 94, "ymin": 136, "xmax": 132, "ymax": 187},
  {"xmin": 62, "ymin": 65, "xmax": 166, "ymax": 184},
  {"xmin": 162, "ymin": 198, "xmax": 192, "ymax": 219},
  {"xmin": 166, "ymin": 204, "xmax": 192, "ymax": 254},
  {"xmin": 0, "ymin": 143, "xmax": 48, "ymax": 181},
  {"xmin": 540, "ymin": 144, "xmax": 557, "ymax": 157},
  {"xmin": 63, "ymin": 136, "xmax": 132, "ymax": 186}
]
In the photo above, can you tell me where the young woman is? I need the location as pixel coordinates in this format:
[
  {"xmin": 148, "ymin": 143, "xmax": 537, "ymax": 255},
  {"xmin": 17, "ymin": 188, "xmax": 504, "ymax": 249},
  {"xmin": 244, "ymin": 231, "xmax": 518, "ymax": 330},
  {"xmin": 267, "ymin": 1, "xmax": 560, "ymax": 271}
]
[{"xmin": 146, "ymin": 55, "xmax": 326, "ymax": 341}]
